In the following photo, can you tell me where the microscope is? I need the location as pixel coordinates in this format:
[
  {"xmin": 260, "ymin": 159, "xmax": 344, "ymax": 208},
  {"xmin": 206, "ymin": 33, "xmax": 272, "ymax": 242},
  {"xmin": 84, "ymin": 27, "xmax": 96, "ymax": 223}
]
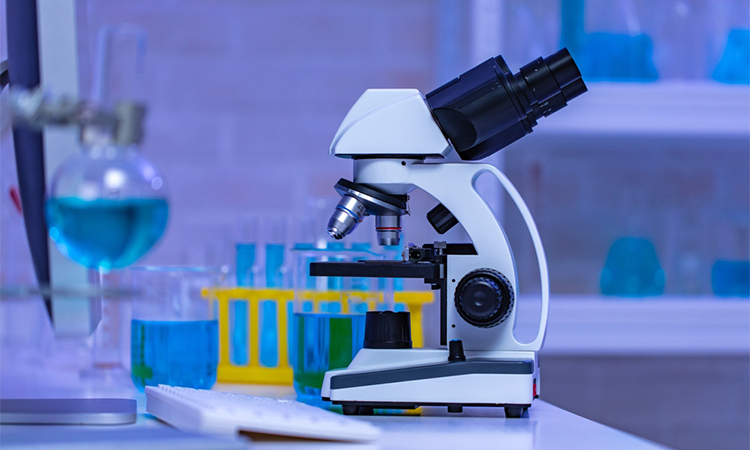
[{"xmin": 310, "ymin": 49, "xmax": 586, "ymax": 417}]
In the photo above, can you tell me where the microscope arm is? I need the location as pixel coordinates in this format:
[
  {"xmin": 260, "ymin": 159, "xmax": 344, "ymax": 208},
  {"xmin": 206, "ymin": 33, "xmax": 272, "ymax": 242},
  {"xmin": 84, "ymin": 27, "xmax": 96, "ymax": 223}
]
[
  {"xmin": 408, "ymin": 163, "xmax": 550, "ymax": 351},
  {"xmin": 484, "ymin": 164, "xmax": 549, "ymax": 350}
]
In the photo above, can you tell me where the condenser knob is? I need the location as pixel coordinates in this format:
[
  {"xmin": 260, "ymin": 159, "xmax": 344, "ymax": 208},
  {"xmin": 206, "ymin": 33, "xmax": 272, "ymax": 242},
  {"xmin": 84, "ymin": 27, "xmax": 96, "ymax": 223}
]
[{"xmin": 454, "ymin": 269, "xmax": 514, "ymax": 328}]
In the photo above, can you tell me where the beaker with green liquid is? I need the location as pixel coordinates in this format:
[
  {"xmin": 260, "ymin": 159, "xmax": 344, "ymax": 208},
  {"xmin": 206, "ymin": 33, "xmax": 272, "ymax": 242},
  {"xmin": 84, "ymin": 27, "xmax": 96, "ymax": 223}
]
[{"xmin": 290, "ymin": 245, "xmax": 391, "ymax": 407}]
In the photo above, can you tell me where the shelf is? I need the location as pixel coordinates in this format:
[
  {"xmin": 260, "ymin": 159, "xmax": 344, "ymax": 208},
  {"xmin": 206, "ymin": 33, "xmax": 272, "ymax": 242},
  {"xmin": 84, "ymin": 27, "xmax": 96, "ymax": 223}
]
[
  {"xmin": 514, "ymin": 295, "xmax": 750, "ymax": 356},
  {"xmin": 536, "ymin": 81, "xmax": 750, "ymax": 138}
]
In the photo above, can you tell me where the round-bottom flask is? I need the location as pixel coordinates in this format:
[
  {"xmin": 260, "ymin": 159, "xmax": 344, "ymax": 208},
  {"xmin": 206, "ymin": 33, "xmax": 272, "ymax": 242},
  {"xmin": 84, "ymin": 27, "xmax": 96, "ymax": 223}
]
[{"xmin": 45, "ymin": 144, "xmax": 168, "ymax": 271}]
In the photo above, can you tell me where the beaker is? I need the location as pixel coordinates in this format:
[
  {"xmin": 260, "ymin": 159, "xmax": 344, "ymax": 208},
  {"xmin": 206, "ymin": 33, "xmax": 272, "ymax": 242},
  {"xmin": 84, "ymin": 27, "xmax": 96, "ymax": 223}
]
[
  {"xmin": 290, "ymin": 245, "xmax": 392, "ymax": 406},
  {"xmin": 129, "ymin": 266, "xmax": 220, "ymax": 390}
]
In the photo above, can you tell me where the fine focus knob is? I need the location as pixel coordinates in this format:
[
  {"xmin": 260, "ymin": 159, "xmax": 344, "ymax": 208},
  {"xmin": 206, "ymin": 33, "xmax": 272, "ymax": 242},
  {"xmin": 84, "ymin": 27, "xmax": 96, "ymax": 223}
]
[
  {"xmin": 454, "ymin": 269, "xmax": 514, "ymax": 328},
  {"xmin": 364, "ymin": 311, "xmax": 412, "ymax": 349}
]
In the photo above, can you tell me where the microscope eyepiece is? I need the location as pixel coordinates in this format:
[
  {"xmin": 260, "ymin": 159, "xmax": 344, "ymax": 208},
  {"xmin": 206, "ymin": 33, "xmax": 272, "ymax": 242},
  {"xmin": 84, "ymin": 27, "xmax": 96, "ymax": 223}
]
[{"xmin": 425, "ymin": 47, "xmax": 586, "ymax": 161}]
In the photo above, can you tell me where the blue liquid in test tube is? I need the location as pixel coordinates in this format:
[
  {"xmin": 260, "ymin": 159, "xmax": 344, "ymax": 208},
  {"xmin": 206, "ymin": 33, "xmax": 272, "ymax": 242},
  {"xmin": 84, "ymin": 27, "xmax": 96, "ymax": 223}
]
[
  {"xmin": 232, "ymin": 243, "xmax": 255, "ymax": 366},
  {"xmin": 327, "ymin": 242, "xmax": 345, "ymax": 290},
  {"xmin": 236, "ymin": 243, "xmax": 256, "ymax": 287},
  {"xmin": 259, "ymin": 243, "xmax": 285, "ymax": 367}
]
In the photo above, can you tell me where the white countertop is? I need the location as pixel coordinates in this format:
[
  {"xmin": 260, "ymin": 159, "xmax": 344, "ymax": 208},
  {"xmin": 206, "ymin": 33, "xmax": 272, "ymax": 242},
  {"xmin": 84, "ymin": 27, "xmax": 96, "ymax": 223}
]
[
  {"xmin": 208, "ymin": 384, "xmax": 667, "ymax": 450},
  {"xmin": 0, "ymin": 378, "xmax": 666, "ymax": 449}
]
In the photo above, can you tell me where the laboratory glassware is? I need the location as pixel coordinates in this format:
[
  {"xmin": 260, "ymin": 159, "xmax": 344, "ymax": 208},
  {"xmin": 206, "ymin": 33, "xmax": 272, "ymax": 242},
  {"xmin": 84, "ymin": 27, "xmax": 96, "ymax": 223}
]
[
  {"xmin": 290, "ymin": 245, "xmax": 391, "ymax": 407},
  {"xmin": 45, "ymin": 26, "xmax": 168, "ymax": 272},
  {"xmin": 711, "ymin": 260, "xmax": 750, "ymax": 297},
  {"xmin": 600, "ymin": 237, "xmax": 665, "ymax": 297},
  {"xmin": 129, "ymin": 266, "xmax": 220, "ymax": 390}
]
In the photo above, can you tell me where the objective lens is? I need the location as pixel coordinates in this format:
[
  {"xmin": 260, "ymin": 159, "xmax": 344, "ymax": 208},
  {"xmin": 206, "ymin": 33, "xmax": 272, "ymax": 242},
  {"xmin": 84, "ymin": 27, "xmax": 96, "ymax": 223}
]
[
  {"xmin": 327, "ymin": 194, "xmax": 367, "ymax": 240},
  {"xmin": 375, "ymin": 215, "xmax": 401, "ymax": 246}
]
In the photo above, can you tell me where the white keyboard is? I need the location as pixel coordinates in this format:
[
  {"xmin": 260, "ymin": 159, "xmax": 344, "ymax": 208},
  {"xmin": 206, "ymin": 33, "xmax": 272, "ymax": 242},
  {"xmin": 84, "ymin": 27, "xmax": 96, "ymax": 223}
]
[{"xmin": 145, "ymin": 385, "xmax": 380, "ymax": 442}]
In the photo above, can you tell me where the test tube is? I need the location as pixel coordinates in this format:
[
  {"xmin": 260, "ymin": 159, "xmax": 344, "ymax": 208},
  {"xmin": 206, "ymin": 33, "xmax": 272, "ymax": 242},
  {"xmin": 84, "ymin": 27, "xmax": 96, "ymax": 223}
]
[
  {"xmin": 231, "ymin": 218, "xmax": 258, "ymax": 366},
  {"xmin": 259, "ymin": 217, "xmax": 287, "ymax": 368}
]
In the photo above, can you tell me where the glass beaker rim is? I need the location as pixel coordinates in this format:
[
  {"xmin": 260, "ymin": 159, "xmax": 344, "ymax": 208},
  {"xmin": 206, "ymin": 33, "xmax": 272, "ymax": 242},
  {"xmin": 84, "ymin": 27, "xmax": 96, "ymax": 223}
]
[{"xmin": 128, "ymin": 265, "xmax": 223, "ymax": 274}]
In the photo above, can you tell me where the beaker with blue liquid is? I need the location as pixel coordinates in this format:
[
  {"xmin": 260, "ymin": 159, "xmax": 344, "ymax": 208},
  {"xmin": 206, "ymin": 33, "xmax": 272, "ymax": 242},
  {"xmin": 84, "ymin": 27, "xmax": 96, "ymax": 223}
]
[
  {"xmin": 290, "ymin": 246, "xmax": 391, "ymax": 407},
  {"xmin": 129, "ymin": 266, "xmax": 220, "ymax": 390}
]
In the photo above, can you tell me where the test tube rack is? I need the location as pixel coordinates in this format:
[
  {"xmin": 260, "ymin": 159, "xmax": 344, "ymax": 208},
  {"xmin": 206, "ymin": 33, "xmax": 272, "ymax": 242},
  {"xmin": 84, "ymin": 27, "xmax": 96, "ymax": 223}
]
[{"xmin": 202, "ymin": 288, "xmax": 434, "ymax": 385}]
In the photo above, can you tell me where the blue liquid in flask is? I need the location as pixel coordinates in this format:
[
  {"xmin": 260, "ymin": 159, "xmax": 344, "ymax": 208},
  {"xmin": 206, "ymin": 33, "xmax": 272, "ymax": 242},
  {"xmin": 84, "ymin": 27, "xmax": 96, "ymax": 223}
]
[
  {"xmin": 45, "ymin": 197, "xmax": 168, "ymax": 270},
  {"xmin": 131, "ymin": 319, "xmax": 218, "ymax": 390}
]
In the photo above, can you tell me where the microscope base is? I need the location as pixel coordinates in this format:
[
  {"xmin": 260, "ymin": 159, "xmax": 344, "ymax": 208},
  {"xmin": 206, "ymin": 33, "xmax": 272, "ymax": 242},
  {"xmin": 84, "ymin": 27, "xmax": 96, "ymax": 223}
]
[{"xmin": 321, "ymin": 349, "xmax": 539, "ymax": 418}]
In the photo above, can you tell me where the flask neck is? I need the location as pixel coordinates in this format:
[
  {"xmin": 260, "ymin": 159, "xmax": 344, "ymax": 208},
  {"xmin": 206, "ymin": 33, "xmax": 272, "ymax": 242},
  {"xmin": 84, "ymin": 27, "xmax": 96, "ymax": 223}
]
[
  {"xmin": 82, "ymin": 142, "xmax": 138, "ymax": 160},
  {"xmin": 80, "ymin": 101, "xmax": 146, "ymax": 149}
]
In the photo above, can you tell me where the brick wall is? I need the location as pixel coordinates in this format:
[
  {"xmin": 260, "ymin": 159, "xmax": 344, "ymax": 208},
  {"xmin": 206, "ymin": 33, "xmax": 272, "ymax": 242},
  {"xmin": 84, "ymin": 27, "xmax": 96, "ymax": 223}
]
[
  {"xmin": 75, "ymin": 0, "xmax": 443, "ymax": 268},
  {"xmin": 1, "ymin": 2, "xmax": 749, "ymax": 449}
]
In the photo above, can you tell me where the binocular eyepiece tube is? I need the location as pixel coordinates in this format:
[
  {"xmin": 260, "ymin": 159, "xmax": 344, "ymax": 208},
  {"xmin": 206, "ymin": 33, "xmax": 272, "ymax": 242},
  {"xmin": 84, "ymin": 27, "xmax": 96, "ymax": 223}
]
[{"xmin": 425, "ymin": 47, "xmax": 587, "ymax": 161}]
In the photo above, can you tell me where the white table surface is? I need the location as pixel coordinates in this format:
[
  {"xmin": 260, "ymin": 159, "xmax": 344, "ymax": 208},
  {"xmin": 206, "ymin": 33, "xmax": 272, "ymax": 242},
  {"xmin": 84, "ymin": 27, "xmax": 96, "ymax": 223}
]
[
  {"xmin": 219, "ymin": 384, "xmax": 667, "ymax": 450},
  {"xmin": 0, "ymin": 378, "xmax": 667, "ymax": 450}
]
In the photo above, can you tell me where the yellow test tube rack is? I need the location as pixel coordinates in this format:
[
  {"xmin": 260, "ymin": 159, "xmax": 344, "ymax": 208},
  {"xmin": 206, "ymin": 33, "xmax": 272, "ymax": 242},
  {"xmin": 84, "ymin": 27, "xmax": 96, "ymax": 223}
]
[{"xmin": 202, "ymin": 288, "xmax": 434, "ymax": 385}]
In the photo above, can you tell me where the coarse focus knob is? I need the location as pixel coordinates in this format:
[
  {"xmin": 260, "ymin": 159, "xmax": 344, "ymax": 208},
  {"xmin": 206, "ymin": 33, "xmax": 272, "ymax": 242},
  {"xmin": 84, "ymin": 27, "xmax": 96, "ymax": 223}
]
[
  {"xmin": 364, "ymin": 311, "xmax": 412, "ymax": 349},
  {"xmin": 454, "ymin": 269, "xmax": 514, "ymax": 328}
]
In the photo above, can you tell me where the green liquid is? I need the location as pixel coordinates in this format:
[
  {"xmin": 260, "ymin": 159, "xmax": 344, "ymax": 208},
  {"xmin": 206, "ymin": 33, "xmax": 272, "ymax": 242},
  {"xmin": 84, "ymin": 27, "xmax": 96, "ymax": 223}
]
[
  {"xmin": 292, "ymin": 313, "xmax": 365, "ymax": 405},
  {"xmin": 45, "ymin": 197, "xmax": 168, "ymax": 270}
]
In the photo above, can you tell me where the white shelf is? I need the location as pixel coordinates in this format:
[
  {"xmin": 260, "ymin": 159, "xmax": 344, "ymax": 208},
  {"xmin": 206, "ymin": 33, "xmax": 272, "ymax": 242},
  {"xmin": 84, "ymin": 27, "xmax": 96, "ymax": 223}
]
[
  {"xmin": 515, "ymin": 295, "xmax": 750, "ymax": 356},
  {"xmin": 538, "ymin": 81, "xmax": 750, "ymax": 138}
]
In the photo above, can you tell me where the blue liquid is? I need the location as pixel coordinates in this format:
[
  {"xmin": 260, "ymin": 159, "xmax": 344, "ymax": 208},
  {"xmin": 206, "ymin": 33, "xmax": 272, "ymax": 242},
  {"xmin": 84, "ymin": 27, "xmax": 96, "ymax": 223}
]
[
  {"xmin": 292, "ymin": 313, "xmax": 365, "ymax": 406},
  {"xmin": 230, "ymin": 300, "xmax": 249, "ymax": 366},
  {"xmin": 131, "ymin": 319, "xmax": 218, "ymax": 390},
  {"xmin": 561, "ymin": 0, "xmax": 658, "ymax": 82},
  {"xmin": 259, "ymin": 300, "xmax": 278, "ymax": 367},
  {"xmin": 45, "ymin": 197, "xmax": 168, "ymax": 270},
  {"xmin": 326, "ymin": 242, "xmax": 345, "ymax": 290},
  {"xmin": 236, "ymin": 243, "xmax": 256, "ymax": 287},
  {"xmin": 712, "ymin": 260, "xmax": 750, "ymax": 297},
  {"xmin": 713, "ymin": 29, "xmax": 750, "ymax": 85},
  {"xmin": 600, "ymin": 237, "xmax": 665, "ymax": 297},
  {"xmin": 232, "ymin": 243, "xmax": 256, "ymax": 366},
  {"xmin": 260, "ymin": 244, "xmax": 285, "ymax": 367},
  {"xmin": 265, "ymin": 243, "xmax": 285, "ymax": 288}
]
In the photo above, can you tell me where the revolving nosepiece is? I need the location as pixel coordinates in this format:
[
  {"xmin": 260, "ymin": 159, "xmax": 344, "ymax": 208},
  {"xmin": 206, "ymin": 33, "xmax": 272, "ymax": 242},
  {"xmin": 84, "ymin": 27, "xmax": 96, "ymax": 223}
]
[{"xmin": 327, "ymin": 178, "xmax": 409, "ymax": 245}]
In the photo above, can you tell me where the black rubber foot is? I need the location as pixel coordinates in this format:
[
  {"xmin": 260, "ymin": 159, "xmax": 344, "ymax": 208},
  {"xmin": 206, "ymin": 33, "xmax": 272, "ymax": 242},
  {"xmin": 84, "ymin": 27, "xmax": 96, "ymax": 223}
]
[
  {"xmin": 342, "ymin": 405, "xmax": 359, "ymax": 415},
  {"xmin": 341, "ymin": 405, "xmax": 374, "ymax": 415},
  {"xmin": 504, "ymin": 406, "xmax": 525, "ymax": 418}
]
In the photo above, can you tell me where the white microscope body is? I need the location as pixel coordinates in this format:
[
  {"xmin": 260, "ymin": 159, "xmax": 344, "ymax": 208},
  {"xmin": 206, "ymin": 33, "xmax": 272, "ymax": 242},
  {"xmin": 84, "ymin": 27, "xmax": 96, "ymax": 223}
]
[
  {"xmin": 314, "ymin": 49, "xmax": 586, "ymax": 417},
  {"xmin": 318, "ymin": 89, "xmax": 548, "ymax": 417}
]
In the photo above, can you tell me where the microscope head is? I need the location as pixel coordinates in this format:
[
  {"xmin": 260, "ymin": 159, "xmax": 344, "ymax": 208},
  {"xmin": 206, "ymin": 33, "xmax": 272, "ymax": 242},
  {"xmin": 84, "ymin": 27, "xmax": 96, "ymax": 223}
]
[{"xmin": 326, "ymin": 48, "xmax": 586, "ymax": 245}]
